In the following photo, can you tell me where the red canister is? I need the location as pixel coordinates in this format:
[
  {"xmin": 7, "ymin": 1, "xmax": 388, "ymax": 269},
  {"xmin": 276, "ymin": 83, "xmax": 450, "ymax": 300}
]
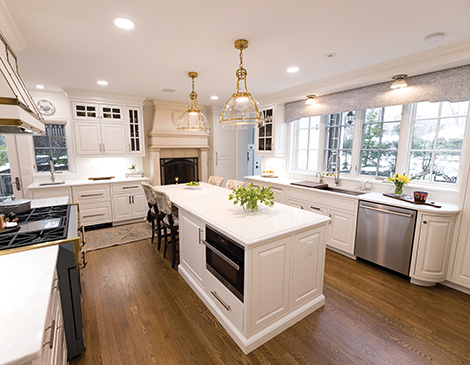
[{"xmin": 414, "ymin": 191, "xmax": 428, "ymax": 202}]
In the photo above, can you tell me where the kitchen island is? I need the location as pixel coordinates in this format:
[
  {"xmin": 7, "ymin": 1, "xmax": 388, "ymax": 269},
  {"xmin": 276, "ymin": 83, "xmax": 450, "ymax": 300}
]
[{"xmin": 158, "ymin": 182, "xmax": 330, "ymax": 354}]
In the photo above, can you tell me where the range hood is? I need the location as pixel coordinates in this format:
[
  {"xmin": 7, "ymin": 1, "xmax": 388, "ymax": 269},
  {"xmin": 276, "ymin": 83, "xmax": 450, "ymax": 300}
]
[{"xmin": 0, "ymin": 32, "xmax": 45, "ymax": 135}]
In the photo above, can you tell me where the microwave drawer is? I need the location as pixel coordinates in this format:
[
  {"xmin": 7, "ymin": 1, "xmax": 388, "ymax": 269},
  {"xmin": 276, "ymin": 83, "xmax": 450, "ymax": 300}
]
[{"xmin": 204, "ymin": 270, "xmax": 244, "ymax": 333}]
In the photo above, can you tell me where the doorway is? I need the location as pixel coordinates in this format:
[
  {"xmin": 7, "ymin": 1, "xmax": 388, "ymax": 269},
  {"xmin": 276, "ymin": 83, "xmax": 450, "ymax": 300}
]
[{"xmin": 0, "ymin": 135, "xmax": 24, "ymax": 199}]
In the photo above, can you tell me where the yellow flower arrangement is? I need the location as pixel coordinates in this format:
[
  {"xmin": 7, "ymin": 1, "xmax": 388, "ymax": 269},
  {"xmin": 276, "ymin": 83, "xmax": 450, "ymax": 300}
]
[{"xmin": 387, "ymin": 173, "xmax": 413, "ymax": 195}]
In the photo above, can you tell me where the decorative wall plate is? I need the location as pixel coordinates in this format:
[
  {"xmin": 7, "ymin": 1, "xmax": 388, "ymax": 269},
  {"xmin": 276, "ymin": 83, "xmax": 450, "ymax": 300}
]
[{"xmin": 37, "ymin": 99, "xmax": 56, "ymax": 116}]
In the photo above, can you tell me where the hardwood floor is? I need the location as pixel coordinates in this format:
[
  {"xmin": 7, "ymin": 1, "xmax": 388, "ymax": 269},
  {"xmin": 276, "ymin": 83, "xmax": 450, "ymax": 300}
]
[{"xmin": 71, "ymin": 239, "xmax": 470, "ymax": 365}]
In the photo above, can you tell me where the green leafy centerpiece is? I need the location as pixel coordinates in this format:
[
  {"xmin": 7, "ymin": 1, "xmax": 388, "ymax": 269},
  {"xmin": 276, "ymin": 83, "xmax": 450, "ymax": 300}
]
[{"xmin": 228, "ymin": 183, "xmax": 274, "ymax": 212}]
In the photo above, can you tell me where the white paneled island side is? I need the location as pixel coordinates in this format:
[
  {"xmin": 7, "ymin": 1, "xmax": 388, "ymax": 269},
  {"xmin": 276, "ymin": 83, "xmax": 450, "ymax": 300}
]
[{"xmin": 158, "ymin": 182, "xmax": 330, "ymax": 354}]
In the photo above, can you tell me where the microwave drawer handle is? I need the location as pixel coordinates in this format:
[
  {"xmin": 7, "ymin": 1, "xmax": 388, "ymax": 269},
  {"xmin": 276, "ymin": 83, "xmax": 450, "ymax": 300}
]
[
  {"xmin": 361, "ymin": 204, "xmax": 413, "ymax": 218},
  {"xmin": 202, "ymin": 240, "xmax": 240, "ymax": 271},
  {"xmin": 211, "ymin": 291, "xmax": 231, "ymax": 311}
]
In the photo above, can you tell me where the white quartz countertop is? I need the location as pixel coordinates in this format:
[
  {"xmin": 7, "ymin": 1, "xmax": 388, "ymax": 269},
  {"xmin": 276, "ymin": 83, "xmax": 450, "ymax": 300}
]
[
  {"xmin": 245, "ymin": 176, "xmax": 459, "ymax": 214},
  {"xmin": 158, "ymin": 182, "xmax": 330, "ymax": 246},
  {"xmin": 27, "ymin": 176, "xmax": 149, "ymax": 190},
  {"xmin": 0, "ymin": 245, "xmax": 59, "ymax": 365}
]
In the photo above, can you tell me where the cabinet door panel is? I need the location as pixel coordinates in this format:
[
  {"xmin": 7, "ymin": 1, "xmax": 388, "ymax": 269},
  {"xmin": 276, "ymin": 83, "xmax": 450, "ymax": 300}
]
[
  {"xmin": 452, "ymin": 226, "xmax": 470, "ymax": 284},
  {"xmin": 74, "ymin": 123, "xmax": 101, "ymax": 155},
  {"xmin": 101, "ymin": 124, "xmax": 127, "ymax": 155},
  {"xmin": 327, "ymin": 208, "xmax": 355, "ymax": 254},
  {"xmin": 180, "ymin": 213, "xmax": 205, "ymax": 284},
  {"xmin": 112, "ymin": 194, "xmax": 132, "ymax": 221},
  {"xmin": 250, "ymin": 238, "xmax": 290, "ymax": 333},
  {"xmin": 290, "ymin": 228, "xmax": 325, "ymax": 310},
  {"xmin": 131, "ymin": 193, "xmax": 148, "ymax": 218}
]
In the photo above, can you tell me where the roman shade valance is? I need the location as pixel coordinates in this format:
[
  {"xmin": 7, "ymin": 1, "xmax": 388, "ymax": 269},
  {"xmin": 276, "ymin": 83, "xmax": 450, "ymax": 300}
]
[{"xmin": 285, "ymin": 64, "xmax": 470, "ymax": 123}]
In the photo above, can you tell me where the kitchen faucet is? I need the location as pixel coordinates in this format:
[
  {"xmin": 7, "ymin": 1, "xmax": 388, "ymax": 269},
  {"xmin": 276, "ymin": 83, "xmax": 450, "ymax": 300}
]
[
  {"xmin": 316, "ymin": 171, "xmax": 324, "ymax": 183},
  {"xmin": 327, "ymin": 154, "xmax": 341, "ymax": 186}
]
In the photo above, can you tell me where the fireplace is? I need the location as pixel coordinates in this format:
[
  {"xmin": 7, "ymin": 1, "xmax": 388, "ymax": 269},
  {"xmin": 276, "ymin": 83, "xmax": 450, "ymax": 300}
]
[{"xmin": 160, "ymin": 157, "xmax": 199, "ymax": 185}]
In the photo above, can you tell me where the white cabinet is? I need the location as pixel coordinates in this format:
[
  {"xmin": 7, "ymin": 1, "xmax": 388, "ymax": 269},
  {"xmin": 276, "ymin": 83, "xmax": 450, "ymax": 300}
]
[
  {"xmin": 327, "ymin": 208, "xmax": 356, "ymax": 255},
  {"xmin": 126, "ymin": 107, "xmax": 145, "ymax": 156},
  {"xmin": 411, "ymin": 213, "xmax": 455, "ymax": 284},
  {"xmin": 179, "ymin": 212, "xmax": 206, "ymax": 285},
  {"xmin": 31, "ymin": 186, "xmax": 72, "ymax": 200},
  {"xmin": 74, "ymin": 122, "xmax": 127, "ymax": 156},
  {"xmin": 111, "ymin": 182, "xmax": 147, "ymax": 223},
  {"xmin": 72, "ymin": 101, "xmax": 123, "ymax": 121},
  {"xmin": 73, "ymin": 184, "xmax": 112, "ymax": 226},
  {"xmin": 255, "ymin": 104, "xmax": 286, "ymax": 157}
]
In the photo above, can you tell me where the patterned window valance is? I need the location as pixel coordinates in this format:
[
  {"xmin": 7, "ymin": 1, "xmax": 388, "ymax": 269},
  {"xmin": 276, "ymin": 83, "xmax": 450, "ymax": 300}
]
[{"xmin": 285, "ymin": 65, "xmax": 470, "ymax": 123}]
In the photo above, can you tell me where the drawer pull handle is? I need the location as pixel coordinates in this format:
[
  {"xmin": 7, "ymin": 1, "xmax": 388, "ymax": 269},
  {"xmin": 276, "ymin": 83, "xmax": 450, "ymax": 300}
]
[
  {"xmin": 123, "ymin": 186, "xmax": 138, "ymax": 189},
  {"xmin": 52, "ymin": 277, "xmax": 60, "ymax": 290},
  {"xmin": 198, "ymin": 228, "xmax": 203, "ymax": 244},
  {"xmin": 81, "ymin": 193, "xmax": 103, "ymax": 197},
  {"xmin": 83, "ymin": 213, "xmax": 105, "ymax": 218},
  {"xmin": 211, "ymin": 291, "xmax": 231, "ymax": 311},
  {"xmin": 43, "ymin": 319, "xmax": 55, "ymax": 349},
  {"xmin": 423, "ymin": 221, "xmax": 428, "ymax": 224},
  {"xmin": 310, "ymin": 206, "xmax": 321, "ymax": 211}
]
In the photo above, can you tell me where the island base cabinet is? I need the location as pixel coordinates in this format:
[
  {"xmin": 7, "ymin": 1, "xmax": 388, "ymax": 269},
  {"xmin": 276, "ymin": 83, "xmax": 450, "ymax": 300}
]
[
  {"xmin": 289, "ymin": 228, "xmax": 326, "ymax": 311},
  {"xmin": 179, "ymin": 212, "xmax": 206, "ymax": 285},
  {"xmin": 249, "ymin": 237, "xmax": 291, "ymax": 334},
  {"xmin": 411, "ymin": 214, "xmax": 455, "ymax": 284}
]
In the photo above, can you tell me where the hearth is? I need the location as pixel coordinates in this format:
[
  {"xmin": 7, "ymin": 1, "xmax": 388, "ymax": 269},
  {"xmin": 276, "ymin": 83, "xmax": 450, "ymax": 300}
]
[{"xmin": 160, "ymin": 157, "xmax": 198, "ymax": 185}]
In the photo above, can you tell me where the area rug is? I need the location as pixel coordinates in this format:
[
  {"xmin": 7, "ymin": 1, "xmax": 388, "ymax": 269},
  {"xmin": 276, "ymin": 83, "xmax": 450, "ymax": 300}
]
[{"xmin": 83, "ymin": 221, "xmax": 153, "ymax": 252}]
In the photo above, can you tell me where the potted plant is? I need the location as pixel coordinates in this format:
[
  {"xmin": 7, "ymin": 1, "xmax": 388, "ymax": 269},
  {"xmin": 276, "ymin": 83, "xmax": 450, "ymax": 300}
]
[
  {"xmin": 387, "ymin": 173, "xmax": 412, "ymax": 196},
  {"xmin": 228, "ymin": 183, "xmax": 274, "ymax": 212}
]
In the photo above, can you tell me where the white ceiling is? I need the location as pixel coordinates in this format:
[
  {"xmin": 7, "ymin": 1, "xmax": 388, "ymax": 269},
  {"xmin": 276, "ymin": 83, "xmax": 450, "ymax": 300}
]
[{"xmin": 4, "ymin": 0, "xmax": 470, "ymax": 106}]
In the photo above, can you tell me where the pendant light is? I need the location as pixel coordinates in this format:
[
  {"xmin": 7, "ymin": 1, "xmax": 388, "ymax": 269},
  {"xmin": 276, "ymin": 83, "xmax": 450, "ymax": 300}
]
[
  {"xmin": 220, "ymin": 39, "xmax": 264, "ymax": 129},
  {"xmin": 390, "ymin": 74, "xmax": 408, "ymax": 89},
  {"xmin": 305, "ymin": 95, "xmax": 316, "ymax": 105},
  {"xmin": 177, "ymin": 72, "xmax": 210, "ymax": 132}
]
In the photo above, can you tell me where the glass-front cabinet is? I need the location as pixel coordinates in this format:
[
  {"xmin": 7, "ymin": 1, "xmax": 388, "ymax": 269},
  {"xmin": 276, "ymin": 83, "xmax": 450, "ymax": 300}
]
[
  {"xmin": 126, "ymin": 107, "xmax": 144, "ymax": 155},
  {"xmin": 72, "ymin": 102, "xmax": 123, "ymax": 121},
  {"xmin": 255, "ymin": 104, "xmax": 285, "ymax": 156}
]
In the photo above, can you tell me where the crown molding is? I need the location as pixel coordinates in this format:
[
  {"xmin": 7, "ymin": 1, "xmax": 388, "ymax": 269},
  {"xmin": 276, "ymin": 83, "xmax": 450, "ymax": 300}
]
[
  {"xmin": 257, "ymin": 40, "xmax": 470, "ymax": 106},
  {"xmin": 0, "ymin": 0, "xmax": 26, "ymax": 53},
  {"xmin": 30, "ymin": 90, "xmax": 68, "ymax": 100},
  {"xmin": 62, "ymin": 88, "xmax": 146, "ymax": 105}
]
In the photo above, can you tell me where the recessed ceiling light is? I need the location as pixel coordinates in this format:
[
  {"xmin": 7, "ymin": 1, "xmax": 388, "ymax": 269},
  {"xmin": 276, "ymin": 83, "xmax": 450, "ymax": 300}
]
[
  {"xmin": 211, "ymin": 96, "xmax": 218, "ymax": 100},
  {"xmin": 425, "ymin": 32, "xmax": 444, "ymax": 44},
  {"xmin": 36, "ymin": 84, "xmax": 44, "ymax": 89},
  {"xmin": 287, "ymin": 67, "xmax": 299, "ymax": 73},
  {"xmin": 113, "ymin": 17, "xmax": 135, "ymax": 30},
  {"xmin": 324, "ymin": 53, "xmax": 337, "ymax": 58},
  {"xmin": 162, "ymin": 88, "xmax": 176, "ymax": 93},
  {"xmin": 97, "ymin": 80, "xmax": 108, "ymax": 86}
]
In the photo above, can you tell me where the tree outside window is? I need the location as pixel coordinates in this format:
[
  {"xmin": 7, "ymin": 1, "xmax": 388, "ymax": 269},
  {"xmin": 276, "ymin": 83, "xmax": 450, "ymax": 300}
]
[
  {"xmin": 360, "ymin": 106, "xmax": 402, "ymax": 177},
  {"xmin": 33, "ymin": 124, "xmax": 69, "ymax": 172},
  {"xmin": 324, "ymin": 111, "xmax": 355, "ymax": 173},
  {"xmin": 409, "ymin": 101, "xmax": 469, "ymax": 184}
]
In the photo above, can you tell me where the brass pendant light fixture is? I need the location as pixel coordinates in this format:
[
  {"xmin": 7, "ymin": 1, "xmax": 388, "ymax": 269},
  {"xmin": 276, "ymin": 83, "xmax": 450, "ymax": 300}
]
[
  {"xmin": 220, "ymin": 39, "xmax": 264, "ymax": 129},
  {"xmin": 177, "ymin": 72, "xmax": 210, "ymax": 132}
]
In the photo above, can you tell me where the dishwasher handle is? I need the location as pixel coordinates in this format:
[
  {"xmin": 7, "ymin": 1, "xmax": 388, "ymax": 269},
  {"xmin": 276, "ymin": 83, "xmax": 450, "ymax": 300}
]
[{"xmin": 360, "ymin": 204, "xmax": 414, "ymax": 218}]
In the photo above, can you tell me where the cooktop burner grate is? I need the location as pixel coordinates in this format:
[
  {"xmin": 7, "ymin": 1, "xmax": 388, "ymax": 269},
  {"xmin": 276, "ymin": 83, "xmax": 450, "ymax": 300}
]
[{"xmin": 0, "ymin": 205, "xmax": 70, "ymax": 250}]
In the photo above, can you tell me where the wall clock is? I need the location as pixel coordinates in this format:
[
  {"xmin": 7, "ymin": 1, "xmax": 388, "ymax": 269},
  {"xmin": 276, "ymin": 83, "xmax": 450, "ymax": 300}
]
[{"xmin": 36, "ymin": 99, "xmax": 56, "ymax": 116}]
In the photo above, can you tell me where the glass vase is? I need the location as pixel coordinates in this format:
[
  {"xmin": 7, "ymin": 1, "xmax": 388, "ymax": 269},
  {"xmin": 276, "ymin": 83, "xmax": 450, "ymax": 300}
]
[
  {"xmin": 394, "ymin": 185, "xmax": 403, "ymax": 196},
  {"xmin": 243, "ymin": 200, "xmax": 259, "ymax": 212}
]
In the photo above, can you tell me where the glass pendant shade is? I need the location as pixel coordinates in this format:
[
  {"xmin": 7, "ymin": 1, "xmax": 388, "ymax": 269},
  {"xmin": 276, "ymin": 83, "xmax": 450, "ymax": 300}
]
[
  {"xmin": 220, "ymin": 39, "xmax": 264, "ymax": 129},
  {"xmin": 305, "ymin": 95, "xmax": 316, "ymax": 105},
  {"xmin": 390, "ymin": 74, "xmax": 408, "ymax": 89},
  {"xmin": 177, "ymin": 72, "xmax": 209, "ymax": 132}
]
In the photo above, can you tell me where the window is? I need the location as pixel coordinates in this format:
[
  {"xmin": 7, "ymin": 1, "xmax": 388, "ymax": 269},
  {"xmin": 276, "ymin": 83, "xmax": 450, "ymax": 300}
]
[
  {"xmin": 409, "ymin": 101, "xmax": 469, "ymax": 184},
  {"xmin": 0, "ymin": 135, "xmax": 13, "ymax": 196},
  {"xmin": 33, "ymin": 124, "xmax": 69, "ymax": 172},
  {"xmin": 294, "ymin": 116, "xmax": 321, "ymax": 171},
  {"xmin": 359, "ymin": 105, "xmax": 402, "ymax": 177},
  {"xmin": 324, "ymin": 111, "xmax": 355, "ymax": 173}
]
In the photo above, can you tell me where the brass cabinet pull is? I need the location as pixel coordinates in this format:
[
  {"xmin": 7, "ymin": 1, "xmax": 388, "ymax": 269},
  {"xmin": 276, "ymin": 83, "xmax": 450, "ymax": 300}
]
[
  {"xmin": 52, "ymin": 277, "xmax": 60, "ymax": 290},
  {"xmin": 83, "ymin": 213, "xmax": 105, "ymax": 218},
  {"xmin": 81, "ymin": 193, "xmax": 103, "ymax": 197},
  {"xmin": 310, "ymin": 206, "xmax": 321, "ymax": 211},
  {"xmin": 123, "ymin": 186, "xmax": 138, "ymax": 189},
  {"xmin": 198, "ymin": 228, "xmax": 203, "ymax": 244},
  {"xmin": 211, "ymin": 291, "xmax": 231, "ymax": 311},
  {"xmin": 43, "ymin": 319, "xmax": 55, "ymax": 349}
]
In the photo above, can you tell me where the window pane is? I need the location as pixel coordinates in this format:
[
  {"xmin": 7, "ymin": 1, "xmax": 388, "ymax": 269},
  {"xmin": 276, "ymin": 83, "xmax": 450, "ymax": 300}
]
[
  {"xmin": 298, "ymin": 130, "xmax": 309, "ymax": 149},
  {"xmin": 381, "ymin": 122, "xmax": 400, "ymax": 149},
  {"xmin": 0, "ymin": 135, "xmax": 6, "ymax": 151},
  {"xmin": 310, "ymin": 116, "xmax": 321, "ymax": 129},
  {"xmin": 340, "ymin": 150, "xmax": 352, "ymax": 173},
  {"xmin": 0, "ymin": 151, "xmax": 9, "ymax": 170},
  {"xmin": 436, "ymin": 118, "xmax": 465, "ymax": 150},
  {"xmin": 362, "ymin": 123, "xmax": 381, "ymax": 150},
  {"xmin": 441, "ymin": 101, "xmax": 469, "ymax": 117},
  {"xmin": 298, "ymin": 118, "xmax": 309, "ymax": 129},
  {"xmin": 411, "ymin": 120, "xmax": 436, "ymax": 149},
  {"xmin": 409, "ymin": 151, "xmax": 433, "ymax": 181},
  {"xmin": 328, "ymin": 114, "xmax": 341, "ymax": 126},
  {"xmin": 433, "ymin": 151, "xmax": 460, "ymax": 183},
  {"xmin": 383, "ymin": 105, "xmax": 402, "ymax": 121},
  {"xmin": 33, "ymin": 124, "xmax": 69, "ymax": 172},
  {"xmin": 309, "ymin": 128, "xmax": 319, "ymax": 149},
  {"xmin": 342, "ymin": 125, "xmax": 354, "ymax": 149},
  {"xmin": 297, "ymin": 150, "xmax": 307, "ymax": 170},
  {"xmin": 0, "ymin": 175, "xmax": 13, "ymax": 196},
  {"xmin": 33, "ymin": 135, "xmax": 50, "ymax": 148},
  {"xmin": 360, "ymin": 151, "xmax": 378, "ymax": 175},
  {"xmin": 307, "ymin": 150, "xmax": 318, "ymax": 171},
  {"xmin": 378, "ymin": 151, "xmax": 397, "ymax": 177},
  {"xmin": 415, "ymin": 102, "xmax": 439, "ymax": 119},
  {"xmin": 365, "ymin": 108, "xmax": 381, "ymax": 123}
]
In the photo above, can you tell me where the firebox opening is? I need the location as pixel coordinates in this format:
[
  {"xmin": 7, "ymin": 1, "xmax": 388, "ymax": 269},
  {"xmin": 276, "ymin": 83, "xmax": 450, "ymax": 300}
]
[{"xmin": 160, "ymin": 157, "xmax": 199, "ymax": 185}]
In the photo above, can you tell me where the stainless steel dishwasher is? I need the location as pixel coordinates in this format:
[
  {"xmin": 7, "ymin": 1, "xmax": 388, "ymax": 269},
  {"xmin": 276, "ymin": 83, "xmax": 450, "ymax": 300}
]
[{"xmin": 355, "ymin": 201, "xmax": 417, "ymax": 275}]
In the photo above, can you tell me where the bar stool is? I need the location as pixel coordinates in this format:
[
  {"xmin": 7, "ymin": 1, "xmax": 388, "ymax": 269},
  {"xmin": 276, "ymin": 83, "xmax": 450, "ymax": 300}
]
[
  {"xmin": 154, "ymin": 187, "xmax": 179, "ymax": 268},
  {"xmin": 225, "ymin": 179, "xmax": 245, "ymax": 190},
  {"xmin": 141, "ymin": 182, "xmax": 165, "ymax": 250},
  {"xmin": 208, "ymin": 176, "xmax": 224, "ymax": 187}
]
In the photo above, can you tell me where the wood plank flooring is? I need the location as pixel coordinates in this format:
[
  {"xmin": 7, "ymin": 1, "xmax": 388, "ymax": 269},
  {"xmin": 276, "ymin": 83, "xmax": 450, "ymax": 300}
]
[{"xmin": 71, "ymin": 239, "xmax": 470, "ymax": 365}]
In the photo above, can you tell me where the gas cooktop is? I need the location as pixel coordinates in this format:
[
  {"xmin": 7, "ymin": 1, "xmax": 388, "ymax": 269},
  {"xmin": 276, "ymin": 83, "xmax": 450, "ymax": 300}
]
[{"xmin": 0, "ymin": 205, "xmax": 70, "ymax": 250}]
